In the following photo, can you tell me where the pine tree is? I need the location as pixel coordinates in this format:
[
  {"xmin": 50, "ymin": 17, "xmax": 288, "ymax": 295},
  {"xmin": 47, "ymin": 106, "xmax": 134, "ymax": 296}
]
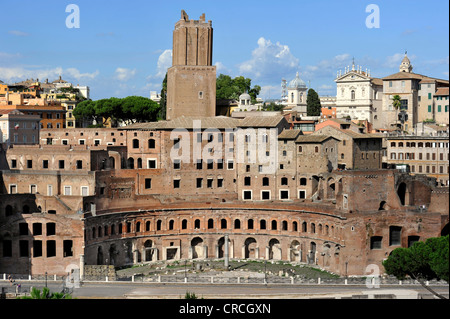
[{"xmin": 306, "ymin": 88, "xmax": 321, "ymax": 116}]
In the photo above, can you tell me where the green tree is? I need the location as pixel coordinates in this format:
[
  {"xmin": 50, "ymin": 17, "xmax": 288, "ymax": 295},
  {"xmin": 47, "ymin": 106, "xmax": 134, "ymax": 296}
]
[
  {"xmin": 157, "ymin": 72, "xmax": 168, "ymax": 121},
  {"xmin": 382, "ymin": 235, "xmax": 449, "ymax": 299},
  {"xmin": 392, "ymin": 94, "xmax": 402, "ymax": 130},
  {"xmin": 306, "ymin": 88, "xmax": 321, "ymax": 116},
  {"xmin": 216, "ymin": 74, "xmax": 261, "ymax": 104}
]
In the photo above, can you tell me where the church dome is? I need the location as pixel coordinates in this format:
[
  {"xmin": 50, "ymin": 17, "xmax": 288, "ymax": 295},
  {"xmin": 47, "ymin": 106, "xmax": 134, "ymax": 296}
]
[
  {"xmin": 239, "ymin": 92, "xmax": 251, "ymax": 100},
  {"xmin": 288, "ymin": 72, "xmax": 306, "ymax": 89}
]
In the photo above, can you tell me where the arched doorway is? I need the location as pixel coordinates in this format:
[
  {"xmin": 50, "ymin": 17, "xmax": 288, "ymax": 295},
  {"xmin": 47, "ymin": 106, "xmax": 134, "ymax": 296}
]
[
  {"xmin": 191, "ymin": 237, "xmax": 204, "ymax": 259},
  {"xmin": 290, "ymin": 240, "xmax": 301, "ymax": 262},
  {"xmin": 268, "ymin": 238, "xmax": 281, "ymax": 260},
  {"xmin": 244, "ymin": 237, "xmax": 257, "ymax": 259},
  {"xmin": 308, "ymin": 242, "xmax": 316, "ymax": 264}
]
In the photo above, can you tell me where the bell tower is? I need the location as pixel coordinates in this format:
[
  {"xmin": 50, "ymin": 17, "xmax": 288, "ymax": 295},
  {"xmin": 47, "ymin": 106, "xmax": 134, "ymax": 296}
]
[{"xmin": 166, "ymin": 10, "xmax": 216, "ymax": 120}]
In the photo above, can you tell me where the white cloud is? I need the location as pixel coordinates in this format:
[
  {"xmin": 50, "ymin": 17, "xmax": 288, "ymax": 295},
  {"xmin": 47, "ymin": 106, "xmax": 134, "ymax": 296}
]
[
  {"xmin": 8, "ymin": 30, "xmax": 29, "ymax": 37},
  {"xmin": 0, "ymin": 66, "xmax": 99, "ymax": 84},
  {"xmin": 66, "ymin": 68, "xmax": 99, "ymax": 80},
  {"xmin": 155, "ymin": 49, "xmax": 172, "ymax": 79},
  {"xmin": 114, "ymin": 67, "xmax": 137, "ymax": 81},
  {"xmin": 238, "ymin": 37, "xmax": 299, "ymax": 82},
  {"xmin": 215, "ymin": 61, "xmax": 230, "ymax": 74}
]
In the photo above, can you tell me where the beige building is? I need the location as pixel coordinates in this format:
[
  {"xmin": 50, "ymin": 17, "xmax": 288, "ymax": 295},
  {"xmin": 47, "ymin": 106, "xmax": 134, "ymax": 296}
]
[
  {"xmin": 0, "ymin": 109, "xmax": 40, "ymax": 145},
  {"xmin": 381, "ymin": 53, "xmax": 449, "ymax": 132},
  {"xmin": 386, "ymin": 134, "xmax": 449, "ymax": 186},
  {"xmin": 334, "ymin": 60, "xmax": 383, "ymax": 125}
]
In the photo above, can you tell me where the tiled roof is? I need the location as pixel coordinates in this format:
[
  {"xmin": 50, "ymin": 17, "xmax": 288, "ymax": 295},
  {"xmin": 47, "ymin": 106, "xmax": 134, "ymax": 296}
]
[
  {"xmin": 278, "ymin": 129, "xmax": 302, "ymax": 140},
  {"xmin": 435, "ymin": 87, "xmax": 449, "ymax": 96},
  {"xmin": 239, "ymin": 115, "xmax": 286, "ymax": 128},
  {"xmin": 295, "ymin": 135, "xmax": 337, "ymax": 143}
]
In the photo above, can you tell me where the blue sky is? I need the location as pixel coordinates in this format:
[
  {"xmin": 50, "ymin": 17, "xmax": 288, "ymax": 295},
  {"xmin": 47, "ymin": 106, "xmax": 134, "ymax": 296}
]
[{"xmin": 0, "ymin": 0, "xmax": 448, "ymax": 100}]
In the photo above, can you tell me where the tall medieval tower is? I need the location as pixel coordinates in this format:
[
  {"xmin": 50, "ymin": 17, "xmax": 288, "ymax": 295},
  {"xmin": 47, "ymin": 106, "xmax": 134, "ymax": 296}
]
[{"xmin": 166, "ymin": 10, "xmax": 216, "ymax": 120}]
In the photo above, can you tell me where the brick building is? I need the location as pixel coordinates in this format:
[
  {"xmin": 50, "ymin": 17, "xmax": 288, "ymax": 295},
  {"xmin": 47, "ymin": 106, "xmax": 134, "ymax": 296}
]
[{"xmin": 0, "ymin": 11, "xmax": 448, "ymax": 279}]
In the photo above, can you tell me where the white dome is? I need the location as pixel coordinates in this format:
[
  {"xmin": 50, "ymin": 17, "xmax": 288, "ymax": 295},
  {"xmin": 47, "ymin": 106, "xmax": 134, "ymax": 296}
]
[
  {"xmin": 239, "ymin": 92, "xmax": 251, "ymax": 100},
  {"xmin": 288, "ymin": 72, "xmax": 306, "ymax": 89}
]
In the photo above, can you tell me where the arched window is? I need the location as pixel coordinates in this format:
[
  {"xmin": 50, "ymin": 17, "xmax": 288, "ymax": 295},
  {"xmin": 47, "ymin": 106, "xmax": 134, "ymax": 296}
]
[
  {"xmin": 302, "ymin": 222, "xmax": 307, "ymax": 232},
  {"xmin": 315, "ymin": 146, "xmax": 319, "ymax": 153},
  {"xmin": 169, "ymin": 220, "xmax": 174, "ymax": 230},
  {"xmin": 234, "ymin": 219, "xmax": 241, "ymax": 229},
  {"xmin": 182, "ymin": 219, "xmax": 188, "ymax": 230},
  {"xmin": 271, "ymin": 220, "xmax": 277, "ymax": 230},
  {"xmin": 262, "ymin": 177, "xmax": 269, "ymax": 186},
  {"xmin": 156, "ymin": 220, "xmax": 162, "ymax": 231},
  {"xmin": 208, "ymin": 219, "xmax": 214, "ymax": 229},
  {"xmin": 260, "ymin": 219, "xmax": 266, "ymax": 230},
  {"xmin": 221, "ymin": 219, "xmax": 227, "ymax": 229},
  {"xmin": 132, "ymin": 139, "xmax": 139, "ymax": 149},
  {"xmin": 247, "ymin": 219, "xmax": 254, "ymax": 229},
  {"xmin": 351, "ymin": 90, "xmax": 355, "ymax": 101},
  {"xmin": 145, "ymin": 221, "xmax": 151, "ymax": 231},
  {"xmin": 194, "ymin": 219, "xmax": 200, "ymax": 229},
  {"xmin": 281, "ymin": 177, "xmax": 288, "ymax": 185},
  {"xmin": 291, "ymin": 92, "xmax": 294, "ymax": 103},
  {"xmin": 300, "ymin": 178, "xmax": 307, "ymax": 186}
]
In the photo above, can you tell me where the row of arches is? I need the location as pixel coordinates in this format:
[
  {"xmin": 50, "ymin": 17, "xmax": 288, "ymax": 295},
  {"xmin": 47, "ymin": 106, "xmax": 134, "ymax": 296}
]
[
  {"xmin": 92, "ymin": 235, "xmax": 340, "ymax": 267},
  {"xmin": 88, "ymin": 216, "xmax": 341, "ymax": 242}
]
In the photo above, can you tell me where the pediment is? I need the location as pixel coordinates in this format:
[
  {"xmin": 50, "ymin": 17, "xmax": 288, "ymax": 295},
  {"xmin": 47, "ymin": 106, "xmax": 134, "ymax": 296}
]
[{"xmin": 335, "ymin": 71, "xmax": 371, "ymax": 82}]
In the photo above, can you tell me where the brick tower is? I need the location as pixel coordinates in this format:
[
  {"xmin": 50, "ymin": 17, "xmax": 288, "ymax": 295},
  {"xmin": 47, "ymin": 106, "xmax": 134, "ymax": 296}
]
[{"xmin": 166, "ymin": 10, "xmax": 217, "ymax": 120}]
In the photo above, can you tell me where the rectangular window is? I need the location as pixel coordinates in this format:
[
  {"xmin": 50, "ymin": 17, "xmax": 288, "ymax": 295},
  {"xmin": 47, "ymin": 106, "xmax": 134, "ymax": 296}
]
[
  {"xmin": 63, "ymin": 240, "xmax": 73, "ymax": 257},
  {"xmin": 261, "ymin": 190, "xmax": 270, "ymax": 200},
  {"xmin": 217, "ymin": 178, "xmax": 224, "ymax": 188},
  {"xmin": 428, "ymin": 105, "xmax": 432, "ymax": 113},
  {"xmin": 64, "ymin": 186, "xmax": 72, "ymax": 196},
  {"xmin": 428, "ymin": 93, "xmax": 432, "ymax": 100},
  {"xmin": 27, "ymin": 160, "xmax": 33, "ymax": 169},
  {"xmin": 148, "ymin": 159, "xmax": 157, "ymax": 169},
  {"xmin": 207, "ymin": 179, "xmax": 213, "ymax": 188},
  {"xmin": 299, "ymin": 190, "xmax": 306, "ymax": 199},
  {"xmin": 196, "ymin": 178, "xmax": 203, "ymax": 188},
  {"xmin": 280, "ymin": 190, "xmax": 289, "ymax": 200},
  {"xmin": 47, "ymin": 240, "xmax": 56, "ymax": 257},
  {"xmin": 43, "ymin": 160, "xmax": 49, "ymax": 169},
  {"xmin": 173, "ymin": 179, "xmax": 180, "ymax": 189},
  {"xmin": 33, "ymin": 240, "xmax": 42, "ymax": 257},
  {"xmin": 33, "ymin": 223, "xmax": 42, "ymax": 235},
  {"xmin": 438, "ymin": 105, "xmax": 442, "ymax": 112},
  {"xmin": 145, "ymin": 178, "xmax": 152, "ymax": 189},
  {"xmin": 59, "ymin": 160, "xmax": 65, "ymax": 169},
  {"xmin": 370, "ymin": 236, "xmax": 383, "ymax": 249},
  {"xmin": 243, "ymin": 190, "xmax": 252, "ymax": 200},
  {"xmin": 11, "ymin": 159, "xmax": 17, "ymax": 168},
  {"xmin": 389, "ymin": 226, "xmax": 402, "ymax": 246},
  {"xmin": 173, "ymin": 159, "xmax": 181, "ymax": 170},
  {"xmin": 46, "ymin": 223, "xmax": 56, "ymax": 236},
  {"xmin": 76, "ymin": 160, "xmax": 83, "ymax": 169},
  {"xmin": 2, "ymin": 240, "xmax": 12, "ymax": 257},
  {"xmin": 19, "ymin": 240, "xmax": 29, "ymax": 257}
]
